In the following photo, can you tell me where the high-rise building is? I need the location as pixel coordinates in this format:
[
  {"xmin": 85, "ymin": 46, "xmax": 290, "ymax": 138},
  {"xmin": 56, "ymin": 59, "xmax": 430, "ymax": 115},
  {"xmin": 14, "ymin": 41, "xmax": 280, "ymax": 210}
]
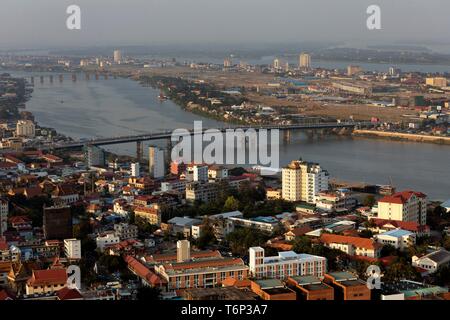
[
  {"xmin": 299, "ymin": 53, "xmax": 311, "ymax": 69},
  {"xmin": 149, "ymin": 146, "xmax": 165, "ymax": 178},
  {"xmin": 113, "ymin": 50, "xmax": 122, "ymax": 64},
  {"xmin": 16, "ymin": 120, "xmax": 35, "ymax": 137},
  {"xmin": 224, "ymin": 57, "xmax": 232, "ymax": 68},
  {"xmin": 282, "ymin": 160, "xmax": 329, "ymax": 203},
  {"xmin": 43, "ymin": 205, "xmax": 73, "ymax": 240},
  {"xmin": 85, "ymin": 145, "xmax": 105, "ymax": 168},
  {"xmin": 193, "ymin": 164, "xmax": 209, "ymax": 182},
  {"xmin": 377, "ymin": 190, "xmax": 427, "ymax": 226},
  {"xmin": 0, "ymin": 198, "xmax": 8, "ymax": 236},
  {"xmin": 131, "ymin": 162, "xmax": 140, "ymax": 177},
  {"xmin": 177, "ymin": 240, "xmax": 191, "ymax": 263},
  {"xmin": 273, "ymin": 58, "xmax": 281, "ymax": 70},
  {"xmin": 347, "ymin": 65, "xmax": 363, "ymax": 76}
]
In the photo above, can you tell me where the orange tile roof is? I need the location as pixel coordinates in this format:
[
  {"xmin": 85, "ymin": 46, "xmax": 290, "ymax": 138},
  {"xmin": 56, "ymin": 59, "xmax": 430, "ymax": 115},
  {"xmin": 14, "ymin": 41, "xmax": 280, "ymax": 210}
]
[
  {"xmin": 27, "ymin": 269, "xmax": 67, "ymax": 286},
  {"xmin": 378, "ymin": 190, "xmax": 426, "ymax": 205},
  {"xmin": 166, "ymin": 258, "xmax": 245, "ymax": 271},
  {"xmin": 370, "ymin": 218, "xmax": 429, "ymax": 233},
  {"xmin": 124, "ymin": 256, "xmax": 167, "ymax": 286},
  {"xmin": 320, "ymin": 233, "xmax": 378, "ymax": 250}
]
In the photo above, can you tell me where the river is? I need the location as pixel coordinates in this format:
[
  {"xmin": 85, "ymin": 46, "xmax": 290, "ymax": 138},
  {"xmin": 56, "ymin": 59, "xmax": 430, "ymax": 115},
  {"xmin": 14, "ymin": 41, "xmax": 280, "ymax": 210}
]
[{"xmin": 7, "ymin": 70, "xmax": 450, "ymax": 201}]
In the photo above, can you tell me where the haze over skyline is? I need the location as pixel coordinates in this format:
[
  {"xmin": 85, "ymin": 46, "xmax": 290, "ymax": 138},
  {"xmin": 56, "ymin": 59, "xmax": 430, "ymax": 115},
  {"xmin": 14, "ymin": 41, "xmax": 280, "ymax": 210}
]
[{"xmin": 0, "ymin": 0, "xmax": 449, "ymax": 50}]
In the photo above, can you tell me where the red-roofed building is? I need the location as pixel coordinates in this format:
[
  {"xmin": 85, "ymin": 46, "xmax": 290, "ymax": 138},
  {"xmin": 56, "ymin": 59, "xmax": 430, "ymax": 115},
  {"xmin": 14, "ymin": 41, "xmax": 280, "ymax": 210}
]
[
  {"xmin": 320, "ymin": 233, "xmax": 382, "ymax": 258},
  {"xmin": 377, "ymin": 190, "xmax": 427, "ymax": 226},
  {"xmin": 56, "ymin": 287, "xmax": 83, "ymax": 300},
  {"xmin": 26, "ymin": 268, "xmax": 67, "ymax": 295},
  {"xmin": 125, "ymin": 256, "xmax": 167, "ymax": 289},
  {"xmin": 369, "ymin": 218, "xmax": 430, "ymax": 237}
]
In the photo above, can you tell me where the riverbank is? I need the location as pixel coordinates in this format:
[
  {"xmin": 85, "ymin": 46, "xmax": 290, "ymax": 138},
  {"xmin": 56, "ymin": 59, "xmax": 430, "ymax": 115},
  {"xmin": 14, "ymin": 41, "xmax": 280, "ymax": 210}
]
[{"xmin": 353, "ymin": 130, "xmax": 450, "ymax": 145}]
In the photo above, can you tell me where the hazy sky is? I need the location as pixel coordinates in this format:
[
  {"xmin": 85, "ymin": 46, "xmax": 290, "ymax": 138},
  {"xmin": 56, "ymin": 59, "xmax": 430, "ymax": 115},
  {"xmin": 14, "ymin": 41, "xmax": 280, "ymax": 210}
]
[{"xmin": 0, "ymin": 0, "xmax": 448, "ymax": 49}]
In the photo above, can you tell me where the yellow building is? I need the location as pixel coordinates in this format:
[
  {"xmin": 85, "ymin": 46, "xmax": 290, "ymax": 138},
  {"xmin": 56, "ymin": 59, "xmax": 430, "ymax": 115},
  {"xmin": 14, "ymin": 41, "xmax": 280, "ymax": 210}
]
[
  {"xmin": 377, "ymin": 190, "xmax": 427, "ymax": 226},
  {"xmin": 16, "ymin": 120, "xmax": 35, "ymax": 137},
  {"xmin": 299, "ymin": 53, "xmax": 311, "ymax": 69},
  {"xmin": 26, "ymin": 269, "xmax": 67, "ymax": 295},
  {"xmin": 426, "ymin": 77, "xmax": 447, "ymax": 87},
  {"xmin": 134, "ymin": 206, "xmax": 161, "ymax": 226},
  {"xmin": 282, "ymin": 160, "xmax": 329, "ymax": 203}
]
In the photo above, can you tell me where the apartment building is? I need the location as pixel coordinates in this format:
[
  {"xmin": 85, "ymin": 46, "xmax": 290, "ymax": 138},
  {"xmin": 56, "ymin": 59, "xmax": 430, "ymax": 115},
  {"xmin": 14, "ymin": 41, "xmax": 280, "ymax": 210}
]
[
  {"xmin": 249, "ymin": 247, "xmax": 327, "ymax": 280},
  {"xmin": 282, "ymin": 160, "xmax": 329, "ymax": 203},
  {"xmin": 377, "ymin": 190, "xmax": 427, "ymax": 226},
  {"xmin": 64, "ymin": 238, "xmax": 81, "ymax": 260},
  {"xmin": 134, "ymin": 206, "xmax": 161, "ymax": 226},
  {"xmin": 185, "ymin": 181, "xmax": 219, "ymax": 203},
  {"xmin": 16, "ymin": 120, "xmax": 35, "ymax": 137},
  {"xmin": 0, "ymin": 198, "xmax": 8, "ymax": 236},
  {"xmin": 113, "ymin": 223, "xmax": 138, "ymax": 240}
]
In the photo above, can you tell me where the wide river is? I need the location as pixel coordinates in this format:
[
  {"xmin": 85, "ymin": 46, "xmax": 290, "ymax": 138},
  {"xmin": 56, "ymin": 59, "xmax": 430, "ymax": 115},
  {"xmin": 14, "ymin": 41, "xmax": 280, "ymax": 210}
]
[{"xmin": 8, "ymin": 71, "xmax": 450, "ymax": 201}]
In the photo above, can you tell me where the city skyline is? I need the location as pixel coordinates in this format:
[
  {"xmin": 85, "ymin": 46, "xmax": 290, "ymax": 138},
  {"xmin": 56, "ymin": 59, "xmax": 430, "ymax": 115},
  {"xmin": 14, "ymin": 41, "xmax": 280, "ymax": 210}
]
[{"xmin": 1, "ymin": 0, "xmax": 450, "ymax": 49}]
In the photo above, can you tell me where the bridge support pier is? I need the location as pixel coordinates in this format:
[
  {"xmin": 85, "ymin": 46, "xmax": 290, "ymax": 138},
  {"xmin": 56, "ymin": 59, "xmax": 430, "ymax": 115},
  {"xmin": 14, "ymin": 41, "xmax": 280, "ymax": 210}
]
[
  {"xmin": 136, "ymin": 141, "xmax": 143, "ymax": 163},
  {"xmin": 283, "ymin": 130, "xmax": 291, "ymax": 143},
  {"xmin": 59, "ymin": 74, "xmax": 64, "ymax": 83},
  {"xmin": 30, "ymin": 76, "xmax": 34, "ymax": 84}
]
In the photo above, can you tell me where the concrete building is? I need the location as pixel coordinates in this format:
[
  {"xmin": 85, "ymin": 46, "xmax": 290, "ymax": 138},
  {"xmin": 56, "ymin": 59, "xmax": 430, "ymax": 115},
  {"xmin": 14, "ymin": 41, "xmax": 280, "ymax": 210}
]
[
  {"xmin": 134, "ymin": 206, "xmax": 161, "ymax": 226},
  {"xmin": 26, "ymin": 269, "xmax": 67, "ymax": 295},
  {"xmin": 324, "ymin": 272, "xmax": 370, "ymax": 300},
  {"xmin": 426, "ymin": 77, "xmax": 447, "ymax": 87},
  {"xmin": 64, "ymin": 238, "xmax": 81, "ymax": 260},
  {"xmin": 250, "ymin": 279, "xmax": 297, "ymax": 300},
  {"xmin": 16, "ymin": 120, "xmax": 35, "ymax": 137},
  {"xmin": 249, "ymin": 247, "xmax": 327, "ymax": 280},
  {"xmin": 43, "ymin": 206, "xmax": 73, "ymax": 240},
  {"xmin": 412, "ymin": 249, "xmax": 450, "ymax": 275},
  {"xmin": 377, "ymin": 190, "xmax": 427, "ymax": 226},
  {"xmin": 114, "ymin": 223, "xmax": 138, "ymax": 240},
  {"xmin": 85, "ymin": 145, "xmax": 105, "ymax": 168},
  {"xmin": 113, "ymin": 50, "xmax": 122, "ymax": 64},
  {"xmin": 0, "ymin": 198, "xmax": 8, "ymax": 236},
  {"xmin": 131, "ymin": 162, "xmax": 140, "ymax": 177},
  {"xmin": 299, "ymin": 52, "xmax": 311, "ymax": 69},
  {"xmin": 153, "ymin": 240, "xmax": 249, "ymax": 291},
  {"xmin": 374, "ymin": 229, "xmax": 416, "ymax": 251},
  {"xmin": 96, "ymin": 232, "xmax": 120, "ymax": 252},
  {"xmin": 320, "ymin": 234, "xmax": 381, "ymax": 258},
  {"xmin": 287, "ymin": 275, "xmax": 334, "ymax": 300},
  {"xmin": 185, "ymin": 181, "xmax": 219, "ymax": 203},
  {"xmin": 149, "ymin": 147, "xmax": 165, "ymax": 179},
  {"xmin": 282, "ymin": 160, "xmax": 329, "ymax": 203},
  {"xmin": 347, "ymin": 65, "xmax": 363, "ymax": 76},
  {"xmin": 191, "ymin": 164, "xmax": 209, "ymax": 182}
]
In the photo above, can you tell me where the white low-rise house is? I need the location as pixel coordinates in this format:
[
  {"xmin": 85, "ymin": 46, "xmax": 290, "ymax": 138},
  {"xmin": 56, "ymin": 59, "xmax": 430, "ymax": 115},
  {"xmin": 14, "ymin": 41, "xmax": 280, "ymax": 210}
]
[
  {"xmin": 374, "ymin": 229, "xmax": 416, "ymax": 251},
  {"xmin": 96, "ymin": 232, "xmax": 120, "ymax": 252},
  {"xmin": 412, "ymin": 249, "xmax": 450, "ymax": 275},
  {"xmin": 167, "ymin": 216, "xmax": 202, "ymax": 237}
]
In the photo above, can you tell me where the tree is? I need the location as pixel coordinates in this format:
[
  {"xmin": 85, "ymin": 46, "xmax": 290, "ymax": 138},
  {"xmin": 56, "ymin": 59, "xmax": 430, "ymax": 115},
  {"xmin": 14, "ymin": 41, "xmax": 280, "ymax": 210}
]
[
  {"xmin": 363, "ymin": 195, "xmax": 376, "ymax": 207},
  {"xmin": 98, "ymin": 255, "xmax": 127, "ymax": 273},
  {"xmin": 195, "ymin": 219, "xmax": 216, "ymax": 249},
  {"xmin": 292, "ymin": 236, "xmax": 312, "ymax": 254},
  {"xmin": 380, "ymin": 244, "xmax": 397, "ymax": 257},
  {"xmin": 223, "ymin": 196, "xmax": 240, "ymax": 212},
  {"xmin": 225, "ymin": 228, "xmax": 270, "ymax": 256},
  {"xmin": 136, "ymin": 286, "xmax": 162, "ymax": 300}
]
